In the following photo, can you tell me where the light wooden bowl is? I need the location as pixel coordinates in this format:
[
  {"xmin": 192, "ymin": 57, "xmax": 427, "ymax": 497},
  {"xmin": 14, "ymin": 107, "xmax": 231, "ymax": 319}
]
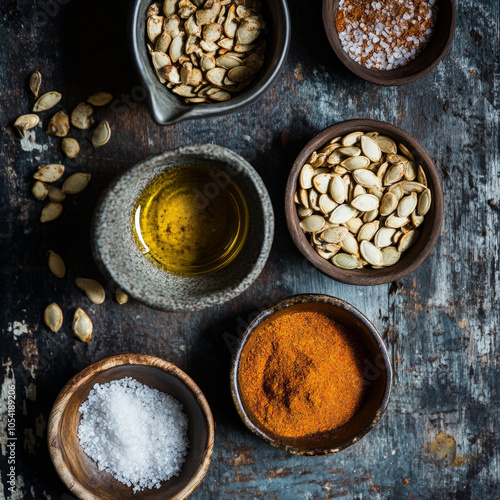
[
  {"xmin": 48, "ymin": 354, "xmax": 214, "ymax": 500},
  {"xmin": 285, "ymin": 119, "xmax": 444, "ymax": 286},
  {"xmin": 322, "ymin": 0, "xmax": 457, "ymax": 85}
]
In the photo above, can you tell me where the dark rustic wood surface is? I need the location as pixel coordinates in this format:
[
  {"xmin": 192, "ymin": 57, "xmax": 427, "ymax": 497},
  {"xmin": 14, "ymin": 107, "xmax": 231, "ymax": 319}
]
[{"xmin": 1, "ymin": 0, "xmax": 499, "ymax": 499}]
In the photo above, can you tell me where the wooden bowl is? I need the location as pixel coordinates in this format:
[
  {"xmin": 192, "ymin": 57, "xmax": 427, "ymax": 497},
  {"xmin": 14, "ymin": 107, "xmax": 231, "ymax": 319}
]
[
  {"xmin": 322, "ymin": 0, "xmax": 457, "ymax": 85},
  {"xmin": 48, "ymin": 354, "xmax": 214, "ymax": 500},
  {"xmin": 285, "ymin": 119, "xmax": 444, "ymax": 286},
  {"xmin": 230, "ymin": 294, "xmax": 392, "ymax": 455}
]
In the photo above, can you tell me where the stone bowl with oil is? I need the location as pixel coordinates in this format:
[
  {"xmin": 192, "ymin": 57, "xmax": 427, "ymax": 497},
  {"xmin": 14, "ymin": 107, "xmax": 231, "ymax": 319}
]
[{"xmin": 92, "ymin": 144, "xmax": 274, "ymax": 312}]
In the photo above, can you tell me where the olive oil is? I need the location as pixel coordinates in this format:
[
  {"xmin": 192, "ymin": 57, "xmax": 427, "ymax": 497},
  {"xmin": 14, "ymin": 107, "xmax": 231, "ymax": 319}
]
[{"xmin": 132, "ymin": 165, "xmax": 249, "ymax": 277}]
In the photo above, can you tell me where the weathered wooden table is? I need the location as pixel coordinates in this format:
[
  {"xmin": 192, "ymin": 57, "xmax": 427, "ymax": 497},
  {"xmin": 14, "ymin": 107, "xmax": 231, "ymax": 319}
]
[{"xmin": 1, "ymin": 0, "xmax": 499, "ymax": 498}]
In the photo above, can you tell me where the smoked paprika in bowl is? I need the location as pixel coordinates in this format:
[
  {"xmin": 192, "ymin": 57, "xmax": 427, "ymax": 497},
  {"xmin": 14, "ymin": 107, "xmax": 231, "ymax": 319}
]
[{"xmin": 230, "ymin": 294, "xmax": 392, "ymax": 456}]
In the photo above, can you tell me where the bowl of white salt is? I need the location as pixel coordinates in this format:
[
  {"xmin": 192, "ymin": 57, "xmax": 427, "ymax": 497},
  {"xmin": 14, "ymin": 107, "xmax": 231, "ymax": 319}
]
[{"xmin": 47, "ymin": 354, "xmax": 214, "ymax": 500}]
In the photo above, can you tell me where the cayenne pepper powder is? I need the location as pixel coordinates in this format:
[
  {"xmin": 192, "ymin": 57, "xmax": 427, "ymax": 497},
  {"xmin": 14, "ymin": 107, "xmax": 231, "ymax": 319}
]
[
  {"xmin": 336, "ymin": 0, "xmax": 439, "ymax": 70},
  {"xmin": 238, "ymin": 311, "xmax": 367, "ymax": 439}
]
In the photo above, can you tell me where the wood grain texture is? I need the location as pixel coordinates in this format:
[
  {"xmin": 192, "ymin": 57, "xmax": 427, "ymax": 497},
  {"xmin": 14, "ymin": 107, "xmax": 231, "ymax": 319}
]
[{"xmin": 0, "ymin": 0, "xmax": 499, "ymax": 498}]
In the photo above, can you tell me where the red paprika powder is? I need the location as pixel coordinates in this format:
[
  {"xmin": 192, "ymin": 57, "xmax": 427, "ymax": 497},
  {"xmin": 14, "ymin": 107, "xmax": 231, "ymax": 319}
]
[{"xmin": 238, "ymin": 310, "xmax": 367, "ymax": 439}]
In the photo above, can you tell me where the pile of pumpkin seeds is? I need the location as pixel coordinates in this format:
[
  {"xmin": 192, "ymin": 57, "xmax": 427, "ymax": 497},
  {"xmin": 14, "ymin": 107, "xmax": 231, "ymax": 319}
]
[
  {"xmin": 146, "ymin": 0, "xmax": 266, "ymax": 104},
  {"xmin": 14, "ymin": 71, "xmax": 127, "ymax": 341},
  {"xmin": 295, "ymin": 131, "xmax": 432, "ymax": 270}
]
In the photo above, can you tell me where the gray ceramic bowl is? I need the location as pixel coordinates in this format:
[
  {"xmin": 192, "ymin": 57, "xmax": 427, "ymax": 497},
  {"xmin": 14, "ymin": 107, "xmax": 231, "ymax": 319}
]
[
  {"xmin": 129, "ymin": 0, "xmax": 291, "ymax": 125},
  {"xmin": 230, "ymin": 294, "xmax": 392, "ymax": 456},
  {"xmin": 92, "ymin": 144, "xmax": 274, "ymax": 312}
]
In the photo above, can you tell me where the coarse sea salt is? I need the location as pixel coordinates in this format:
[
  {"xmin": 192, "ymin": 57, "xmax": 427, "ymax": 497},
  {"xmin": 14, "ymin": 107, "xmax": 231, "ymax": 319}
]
[{"xmin": 77, "ymin": 377, "xmax": 189, "ymax": 493}]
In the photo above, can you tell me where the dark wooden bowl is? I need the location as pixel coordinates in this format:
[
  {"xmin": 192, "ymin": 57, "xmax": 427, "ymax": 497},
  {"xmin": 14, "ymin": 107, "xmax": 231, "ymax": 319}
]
[
  {"xmin": 285, "ymin": 119, "xmax": 444, "ymax": 286},
  {"xmin": 230, "ymin": 294, "xmax": 392, "ymax": 456},
  {"xmin": 48, "ymin": 354, "xmax": 214, "ymax": 500},
  {"xmin": 322, "ymin": 0, "xmax": 457, "ymax": 85}
]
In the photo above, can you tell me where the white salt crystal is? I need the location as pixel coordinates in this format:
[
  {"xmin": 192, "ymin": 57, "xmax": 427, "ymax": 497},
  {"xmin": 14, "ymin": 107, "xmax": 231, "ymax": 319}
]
[{"xmin": 77, "ymin": 377, "xmax": 189, "ymax": 493}]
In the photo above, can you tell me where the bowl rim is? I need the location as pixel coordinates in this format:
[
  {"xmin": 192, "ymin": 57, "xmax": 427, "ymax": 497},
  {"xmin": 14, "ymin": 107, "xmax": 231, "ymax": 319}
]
[
  {"xmin": 47, "ymin": 353, "xmax": 215, "ymax": 500},
  {"xmin": 230, "ymin": 293, "xmax": 393, "ymax": 456},
  {"xmin": 285, "ymin": 119, "xmax": 444, "ymax": 286},
  {"xmin": 322, "ymin": 0, "xmax": 457, "ymax": 86},
  {"xmin": 129, "ymin": 0, "xmax": 292, "ymax": 125},
  {"xmin": 91, "ymin": 143, "xmax": 275, "ymax": 312}
]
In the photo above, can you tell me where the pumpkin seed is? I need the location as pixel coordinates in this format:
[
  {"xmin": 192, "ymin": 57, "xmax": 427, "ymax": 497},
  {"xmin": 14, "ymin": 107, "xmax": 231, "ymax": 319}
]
[
  {"xmin": 76, "ymin": 278, "xmax": 106, "ymax": 304},
  {"xmin": 322, "ymin": 226, "xmax": 348, "ymax": 244},
  {"xmin": 299, "ymin": 188, "xmax": 309, "ymax": 209},
  {"xmin": 329, "ymin": 204, "xmax": 357, "ymax": 224},
  {"xmin": 14, "ymin": 114, "xmax": 40, "ymax": 138},
  {"xmin": 400, "ymin": 181, "xmax": 426, "ymax": 193},
  {"xmin": 351, "ymin": 194, "xmax": 379, "ymax": 212},
  {"xmin": 360, "ymin": 240, "xmax": 383, "ymax": 266},
  {"xmin": 417, "ymin": 165, "xmax": 428, "ymax": 186},
  {"xmin": 363, "ymin": 208, "xmax": 379, "ymax": 223},
  {"xmin": 418, "ymin": 188, "xmax": 432, "ymax": 216},
  {"xmin": 300, "ymin": 215, "xmax": 325, "ymax": 233},
  {"xmin": 62, "ymin": 173, "xmax": 91, "ymax": 194},
  {"xmin": 47, "ymin": 110, "xmax": 70, "ymax": 137},
  {"xmin": 380, "ymin": 191, "xmax": 398, "ymax": 216},
  {"xmin": 34, "ymin": 164, "xmax": 64, "ymax": 183},
  {"xmin": 317, "ymin": 248, "xmax": 337, "ymax": 260},
  {"xmin": 374, "ymin": 227, "xmax": 396, "ymax": 248},
  {"xmin": 48, "ymin": 187, "xmax": 66, "ymax": 203},
  {"xmin": 397, "ymin": 192, "xmax": 418, "ymax": 218},
  {"xmin": 319, "ymin": 194, "xmax": 337, "ymax": 215},
  {"xmin": 381, "ymin": 246, "xmax": 401, "ymax": 266},
  {"xmin": 405, "ymin": 161, "xmax": 417, "ymax": 181},
  {"xmin": 40, "ymin": 202, "xmax": 62, "ymax": 223},
  {"xmin": 411, "ymin": 211, "xmax": 425, "ymax": 228},
  {"xmin": 329, "ymin": 175, "xmax": 347, "ymax": 204},
  {"xmin": 71, "ymin": 102, "xmax": 94, "ymax": 130},
  {"xmin": 340, "ymin": 233, "xmax": 359, "ymax": 257},
  {"xmin": 227, "ymin": 65, "xmax": 253, "ymax": 82},
  {"xmin": 73, "ymin": 308, "xmax": 93, "ymax": 342},
  {"xmin": 398, "ymin": 142, "xmax": 414, "ymax": 160},
  {"xmin": 343, "ymin": 216, "xmax": 363, "ymax": 235},
  {"xmin": 385, "ymin": 214, "xmax": 410, "ymax": 229},
  {"xmin": 353, "ymin": 184, "xmax": 366, "ymax": 198},
  {"xmin": 33, "ymin": 91, "xmax": 62, "ymax": 112},
  {"xmin": 341, "ymin": 156, "xmax": 370, "ymax": 171},
  {"xmin": 48, "ymin": 250, "xmax": 65, "ymax": 278},
  {"xmin": 299, "ymin": 164, "xmax": 314, "ymax": 189},
  {"xmin": 32, "ymin": 181, "xmax": 49, "ymax": 201},
  {"xmin": 338, "ymin": 146, "xmax": 361, "ymax": 157},
  {"xmin": 384, "ymin": 162, "xmax": 406, "ymax": 185},
  {"xmin": 116, "ymin": 290, "xmax": 129, "ymax": 305},
  {"xmin": 342, "ymin": 131, "xmax": 363, "ymax": 146},
  {"xmin": 373, "ymin": 135, "xmax": 397, "ymax": 154},
  {"xmin": 298, "ymin": 206, "xmax": 313, "ymax": 218},
  {"xmin": 312, "ymin": 173, "xmax": 332, "ymax": 194},
  {"xmin": 352, "ymin": 169, "xmax": 381, "ymax": 188},
  {"xmin": 61, "ymin": 138, "xmax": 80, "ymax": 159},
  {"xmin": 398, "ymin": 229, "xmax": 420, "ymax": 253},
  {"xmin": 309, "ymin": 189, "xmax": 320, "ymax": 211},
  {"xmin": 332, "ymin": 253, "xmax": 362, "ymax": 270},
  {"xmin": 44, "ymin": 303, "xmax": 63, "ymax": 333},
  {"xmin": 360, "ymin": 135, "xmax": 382, "ymax": 162},
  {"xmin": 357, "ymin": 221, "xmax": 379, "ymax": 242},
  {"xmin": 29, "ymin": 71, "xmax": 42, "ymax": 98},
  {"xmin": 147, "ymin": 15, "xmax": 164, "ymax": 42},
  {"xmin": 92, "ymin": 121, "xmax": 111, "ymax": 148},
  {"xmin": 87, "ymin": 91, "xmax": 113, "ymax": 106}
]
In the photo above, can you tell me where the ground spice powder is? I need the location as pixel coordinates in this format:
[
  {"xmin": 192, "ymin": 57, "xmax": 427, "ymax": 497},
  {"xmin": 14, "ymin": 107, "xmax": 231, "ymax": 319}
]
[{"xmin": 238, "ymin": 311, "xmax": 367, "ymax": 439}]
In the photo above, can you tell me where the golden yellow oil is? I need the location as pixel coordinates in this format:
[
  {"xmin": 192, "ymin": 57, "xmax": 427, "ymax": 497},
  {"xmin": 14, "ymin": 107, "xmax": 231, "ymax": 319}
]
[{"xmin": 132, "ymin": 165, "xmax": 249, "ymax": 277}]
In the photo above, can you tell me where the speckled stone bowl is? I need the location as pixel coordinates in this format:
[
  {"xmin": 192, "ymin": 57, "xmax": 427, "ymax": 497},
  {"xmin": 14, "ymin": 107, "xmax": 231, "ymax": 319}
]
[{"xmin": 92, "ymin": 145, "xmax": 274, "ymax": 312}]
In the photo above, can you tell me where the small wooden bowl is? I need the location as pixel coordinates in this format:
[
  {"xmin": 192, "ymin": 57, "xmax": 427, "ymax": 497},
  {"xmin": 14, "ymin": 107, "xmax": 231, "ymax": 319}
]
[
  {"xmin": 285, "ymin": 119, "xmax": 444, "ymax": 286},
  {"xmin": 230, "ymin": 294, "xmax": 392, "ymax": 455},
  {"xmin": 48, "ymin": 354, "xmax": 214, "ymax": 500},
  {"xmin": 322, "ymin": 0, "xmax": 457, "ymax": 85}
]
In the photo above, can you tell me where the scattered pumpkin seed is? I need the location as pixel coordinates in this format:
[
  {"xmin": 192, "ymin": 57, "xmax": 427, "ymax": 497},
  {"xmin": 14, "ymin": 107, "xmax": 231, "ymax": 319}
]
[
  {"xmin": 29, "ymin": 71, "xmax": 42, "ymax": 98},
  {"xmin": 40, "ymin": 202, "xmax": 63, "ymax": 223},
  {"xmin": 48, "ymin": 187, "xmax": 66, "ymax": 203},
  {"xmin": 71, "ymin": 102, "xmax": 94, "ymax": 130},
  {"xmin": 44, "ymin": 303, "xmax": 63, "ymax": 333},
  {"xmin": 32, "ymin": 181, "xmax": 49, "ymax": 201},
  {"xmin": 33, "ymin": 164, "xmax": 64, "ymax": 183},
  {"xmin": 48, "ymin": 250, "xmax": 65, "ymax": 278},
  {"xmin": 87, "ymin": 91, "xmax": 113, "ymax": 106},
  {"xmin": 61, "ymin": 138, "xmax": 80, "ymax": 159},
  {"xmin": 62, "ymin": 173, "xmax": 91, "ymax": 194},
  {"xmin": 75, "ymin": 278, "xmax": 106, "ymax": 304},
  {"xmin": 33, "ymin": 91, "xmax": 62, "ymax": 112},
  {"xmin": 92, "ymin": 121, "xmax": 111, "ymax": 148},
  {"xmin": 73, "ymin": 308, "xmax": 92, "ymax": 342},
  {"xmin": 47, "ymin": 110, "xmax": 70, "ymax": 137},
  {"xmin": 116, "ymin": 290, "xmax": 129, "ymax": 305},
  {"xmin": 14, "ymin": 114, "xmax": 40, "ymax": 138}
]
